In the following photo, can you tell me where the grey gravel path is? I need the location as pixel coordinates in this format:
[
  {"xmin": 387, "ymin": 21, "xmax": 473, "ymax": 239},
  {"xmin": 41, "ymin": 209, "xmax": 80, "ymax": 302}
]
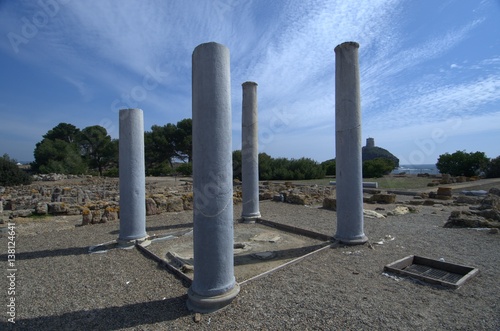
[{"xmin": 1, "ymin": 199, "xmax": 499, "ymax": 330}]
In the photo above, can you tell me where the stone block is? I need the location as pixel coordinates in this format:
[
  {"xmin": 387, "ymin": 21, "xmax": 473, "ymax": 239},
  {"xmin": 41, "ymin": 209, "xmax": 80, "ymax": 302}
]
[
  {"xmin": 480, "ymin": 196, "xmax": 500, "ymax": 210},
  {"xmin": 369, "ymin": 193, "xmax": 396, "ymax": 204},
  {"xmin": 455, "ymin": 196, "xmax": 480, "ymax": 205},
  {"xmin": 91, "ymin": 209, "xmax": 102, "ymax": 224},
  {"xmin": 322, "ymin": 197, "xmax": 337, "ymax": 211},
  {"xmin": 60, "ymin": 196, "xmax": 77, "ymax": 204},
  {"xmin": 273, "ymin": 194, "xmax": 283, "ymax": 202},
  {"xmin": 145, "ymin": 198, "xmax": 158, "ymax": 216},
  {"xmin": 5, "ymin": 200, "xmax": 15, "ymax": 211},
  {"xmin": 259, "ymin": 191, "xmax": 273, "ymax": 200},
  {"xmin": 81, "ymin": 208, "xmax": 92, "ymax": 226},
  {"xmin": 12, "ymin": 209, "xmax": 33, "ymax": 218},
  {"xmin": 35, "ymin": 202, "xmax": 48, "ymax": 215},
  {"xmin": 48, "ymin": 202, "xmax": 69, "ymax": 214},
  {"xmin": 286, "ymin": 193, "xmax": 308, "ymax": 205},
  {"xmin": 445, "ymin": 210, "xmax": 500, "ymax": 228},
  {"xmin": 182, "ymin": 193, "xmax": 193, "ymax": 210},
  {"xmin": 103, "ymin": 206, "xmax": 119, "ymax": 221},
  {"xmin": 489, "ymin": 187, "xmax": 500, "ymax": 197},
  {"xmin": 437, "ymin": 187, "xmax": 452, "ymax": 197},
  {"xmin": 167, "ymin": 197, "xmax": 184, "ymax": 212},
  {"xmin": 51, "ymin": 187, "xmax": 62, "ymax": 202}
]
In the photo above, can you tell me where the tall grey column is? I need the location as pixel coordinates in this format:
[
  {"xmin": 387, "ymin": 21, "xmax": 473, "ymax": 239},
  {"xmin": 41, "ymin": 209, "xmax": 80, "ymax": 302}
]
[
  {"xmin": 188, "ymin": 42, "xmax": 239, "ymax": 313},
  {"xmin": 334, "ymin": 42, "xmax": 368, "ymax": 245},
  {"xmin": 118, "ymin": 108, "xmax": 148, "ymax": 246},
  {"xmin": 241, "ymin": 81, "xmax": 261, "ymax": 222}
]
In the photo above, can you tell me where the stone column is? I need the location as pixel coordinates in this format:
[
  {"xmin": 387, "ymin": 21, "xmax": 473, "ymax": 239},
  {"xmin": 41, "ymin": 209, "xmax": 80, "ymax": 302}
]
[
  {"xmin": 118, "ymin": 108, "xmax": 148, "ymax": 247},
  {"xmin": 334, "ymin": 42, "xmax": 368, "ymax": 244},
  {"xmin": 187, "ymin": 42, "xmax": 239, "ymax": 313},
  {"xmin": 241, "ymin": 81, "xmax": 261, "ymax": 222}
]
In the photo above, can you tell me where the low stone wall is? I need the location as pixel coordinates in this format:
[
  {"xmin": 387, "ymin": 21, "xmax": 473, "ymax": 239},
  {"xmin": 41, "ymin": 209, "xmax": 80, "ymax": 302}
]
[{"xmin": 0, "ymin": 178, "xmax": 335, "ymax": 225}]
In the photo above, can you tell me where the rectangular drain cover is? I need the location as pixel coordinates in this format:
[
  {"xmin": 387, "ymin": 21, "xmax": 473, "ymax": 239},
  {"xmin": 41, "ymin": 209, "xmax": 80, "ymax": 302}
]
[{"xmin": 384, "ymin": 255, "xmax": 479, "ymax": 288}]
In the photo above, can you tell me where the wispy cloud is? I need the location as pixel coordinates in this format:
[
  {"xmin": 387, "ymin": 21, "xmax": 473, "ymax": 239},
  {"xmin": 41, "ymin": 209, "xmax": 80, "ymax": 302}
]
[{"xmin": 0, "ymin": 0, "xmax": 498, "ymax": 162}]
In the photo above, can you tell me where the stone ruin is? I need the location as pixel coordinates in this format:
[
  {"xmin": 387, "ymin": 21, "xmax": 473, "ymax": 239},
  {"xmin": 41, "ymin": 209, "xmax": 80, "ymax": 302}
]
[
  {"xmin": 0, "ymin": 41, "xmax": 371, "ymax": 314},
  {"xmin": 445, "ymin": 187, "xmax": 500, "ymax": 230},
  {"xmin": 0, "ymin": 178, "xmax": 334, "ymax": 225}
]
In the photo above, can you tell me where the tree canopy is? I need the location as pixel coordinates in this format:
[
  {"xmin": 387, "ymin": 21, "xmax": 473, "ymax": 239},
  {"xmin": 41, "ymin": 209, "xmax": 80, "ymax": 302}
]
[
  {"xmin": 486, "ymin": 156, "xmax": 500, "ymax": 178},
  {"xmin": 436, "ymin": 150, "xmax": 489, "ymax": 177},
  {"xmin": 32, "ymin": 123, "xmax": 117, "ymax": 175},
  {"xmin": 232, "ymin": 151, "xmax": 325, "ymax": 180},
  {"xmin": 362, "ymin": 158, "xmax": 395, "ymax": 178},
  {"xmin": 144, "ymin": 119, "xmax": 192, "ymax": 175},
  {"xmin": 0, "ymin": 154, "xmax": 32, "ymax": 186}
]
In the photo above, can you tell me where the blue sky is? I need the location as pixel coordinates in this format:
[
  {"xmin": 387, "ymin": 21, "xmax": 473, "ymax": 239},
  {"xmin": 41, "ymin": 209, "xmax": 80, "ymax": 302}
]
[{"xmin": 1, "ymin": 0, "xmax": 499, "ymax": 165}]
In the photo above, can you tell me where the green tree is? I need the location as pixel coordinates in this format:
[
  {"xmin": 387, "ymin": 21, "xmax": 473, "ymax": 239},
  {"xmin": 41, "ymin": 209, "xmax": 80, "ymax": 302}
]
[
  {"xmin": 232, "ymin": 150, "xmax": 242, "ymax": 180},
  {"xmin": 144, "ymin": 119, "xmax": 193, "ymax": 175},
  {"xmin": 144, "ymin": 124, "xmax": 177, "ymax": 175},
  {"xmin": 321, "ymin": 159, "xmax": 336, "ymax": 176},
  {"xmin": 33, "ymin": 136, "xmax": 87, "ymax": 174},
  {"xmin": 79, "ymin": 125, "xmax": 116, "ymax": 176},
  {"xmin": 254, "ymin": 153, "xmax": 325, "ymax": 180},
  {"xmin": 32, "ymin": 122, "xmax": 85, "ymax": 173},
  {"xmin": 258, "ymin": 153, "xmax": 273, "ymax": 180},
  {"xmin": 0, "ymin": 154, "xmax": 32, "ymax": 186},
  {"xmin": 176, "ymin": 162, "xmax": 192, "ymax": 176},
  {"xmin": 486, "ymin": 156, "xmax": 500, "ymax": 178},
  {"xmin": 174, "ymin": 118, "xmax": 192, "ymax": 162},
  {"xmin": 43, "ymin": 122, "xmax": 80, "ymax": 143},
  {"xmin": 436, "ymin": 150, "xmax": 489, "ymax": 177},
  {"xmin": 363, "ymin": 158, "xmax": 395, "ymax": 178},
  {"xmin": 288, "ymin": 157, "xmax": 325, "ymax": 180}
]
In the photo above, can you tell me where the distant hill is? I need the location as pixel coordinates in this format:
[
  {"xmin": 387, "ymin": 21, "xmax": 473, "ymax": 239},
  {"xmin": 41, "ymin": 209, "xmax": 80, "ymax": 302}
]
[{"xmin": 362, "ymin": 137, "xmax": 399, "ymax": 167}]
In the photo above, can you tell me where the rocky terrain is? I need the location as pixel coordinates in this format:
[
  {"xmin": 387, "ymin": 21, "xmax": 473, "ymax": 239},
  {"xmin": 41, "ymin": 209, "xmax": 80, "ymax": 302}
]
[
  {"xmin": 2, "ymin": 174, "xmax": 499, "ymax": 230},
  {"xmin": 0, "ymin": 175, "xmax": 335, "ymax": 225},
  {"xmin": 1, "ymin": 174, "xmax": 499, "ymax": 330}
]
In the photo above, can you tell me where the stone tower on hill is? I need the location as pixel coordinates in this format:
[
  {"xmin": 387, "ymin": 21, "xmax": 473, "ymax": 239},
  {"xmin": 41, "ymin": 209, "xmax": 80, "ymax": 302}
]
[{"xmin": 362, "ymin": 138, "xmax": 399, "ymax": 167}]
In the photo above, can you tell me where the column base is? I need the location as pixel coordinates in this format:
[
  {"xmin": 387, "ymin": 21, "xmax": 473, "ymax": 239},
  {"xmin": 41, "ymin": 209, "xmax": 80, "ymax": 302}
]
[
  {"xmin": 240, "ymin": 213, "xmax": 261, "ymax": 223},
  {"xmin": 117, "ymin": 236, "xmax": 150, "ymax": 249},
  {"xmin": 334, "ymin": 234, "xmax": 368, "ymax": 245},
  {"xmin": 187, "ymin": 283, "xmax": 240, "ymax": 313}
]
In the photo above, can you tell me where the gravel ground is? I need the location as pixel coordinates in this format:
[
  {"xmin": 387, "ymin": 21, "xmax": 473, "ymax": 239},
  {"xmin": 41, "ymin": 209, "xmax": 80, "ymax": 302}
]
[{"xmin": 1, "ymin": 195, "xmax": 499, "ymax": 330}]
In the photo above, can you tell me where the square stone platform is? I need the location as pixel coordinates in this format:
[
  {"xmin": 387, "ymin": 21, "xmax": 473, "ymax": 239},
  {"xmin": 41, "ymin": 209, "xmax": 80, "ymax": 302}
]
[{"xmin": 138, "ymin": 219, "xmax": 331, "ymax": 284}]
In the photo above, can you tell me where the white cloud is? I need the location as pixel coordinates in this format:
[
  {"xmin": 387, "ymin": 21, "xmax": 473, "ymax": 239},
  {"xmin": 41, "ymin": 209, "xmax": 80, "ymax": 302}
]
[
  {"xmin": 366, "ymin": 74, "xmax": 500, "ymax": 131},
  {"xmin": 0, "ymin": 0, "xmax": 498, "ymax": 163}
]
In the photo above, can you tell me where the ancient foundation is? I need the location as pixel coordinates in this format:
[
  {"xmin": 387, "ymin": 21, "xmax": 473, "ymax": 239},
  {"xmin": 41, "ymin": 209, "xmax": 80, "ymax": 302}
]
[
  {"xmin": 241, "ymin": 81, "xmax": 261, "ymax": 222},
  {"xmin": 187, "ymin": 42, "xmax": 240, "ymax": 313},
  {"xmin": 118, "ymin": 108, "xmax": 148, "ymax": 246},
  {"xmin": 334, "ymin": 42, "xmax": 368, "ymax": 245}
]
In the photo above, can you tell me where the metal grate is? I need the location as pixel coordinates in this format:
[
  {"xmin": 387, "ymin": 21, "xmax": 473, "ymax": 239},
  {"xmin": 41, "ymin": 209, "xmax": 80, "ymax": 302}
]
[
  {"xmin": 384, "ymin": 255, "xmax": 480, "ymax": 288},
  {"xmin": 405, "ymin": 264, "xmax": 463, "ymax": 284}
]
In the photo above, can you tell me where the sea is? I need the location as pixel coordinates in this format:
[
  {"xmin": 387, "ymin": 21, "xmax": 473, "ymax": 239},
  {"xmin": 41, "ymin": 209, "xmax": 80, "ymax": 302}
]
[{"xmin": 391, "ymin": 164, "xmax": 440, "ymax": 175}]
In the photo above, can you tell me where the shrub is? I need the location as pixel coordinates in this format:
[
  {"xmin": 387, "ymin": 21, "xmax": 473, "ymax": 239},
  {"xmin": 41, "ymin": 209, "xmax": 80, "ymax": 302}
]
[
  {"xmin": 486, "ymin": 156, "xmax": 500, "ymax": 178},
  {"xmin": 436, "ymin": 150, "xmax": 489, "ymax": 177},
  {"xmin": 103, "ymin": 167, "xmax": 119, "ymax": 177},
  {"xmin": 232, "ymin": 151, "xmax": 326, "ymax": 180},
  {"xmin": 146, "ymin": 161, "xmax": 173, "ymax": 176},
  {"xmin": 176, "ymin": 162, "xmax": 192, "ymax": 176},
  {"xmin": 0, "ymin": 156, "xmax": 32, "ymax": 186},
  {"xmin": 321, "ymin": 159, "xmax": 336, "ymax": 176},
  {"xmin": 232, "ymin": 150, "xmax": 242, "ymax": 180},
  {"xmin": 363, "ymin": 158, "xmax": 395, "ymax": 178}
]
